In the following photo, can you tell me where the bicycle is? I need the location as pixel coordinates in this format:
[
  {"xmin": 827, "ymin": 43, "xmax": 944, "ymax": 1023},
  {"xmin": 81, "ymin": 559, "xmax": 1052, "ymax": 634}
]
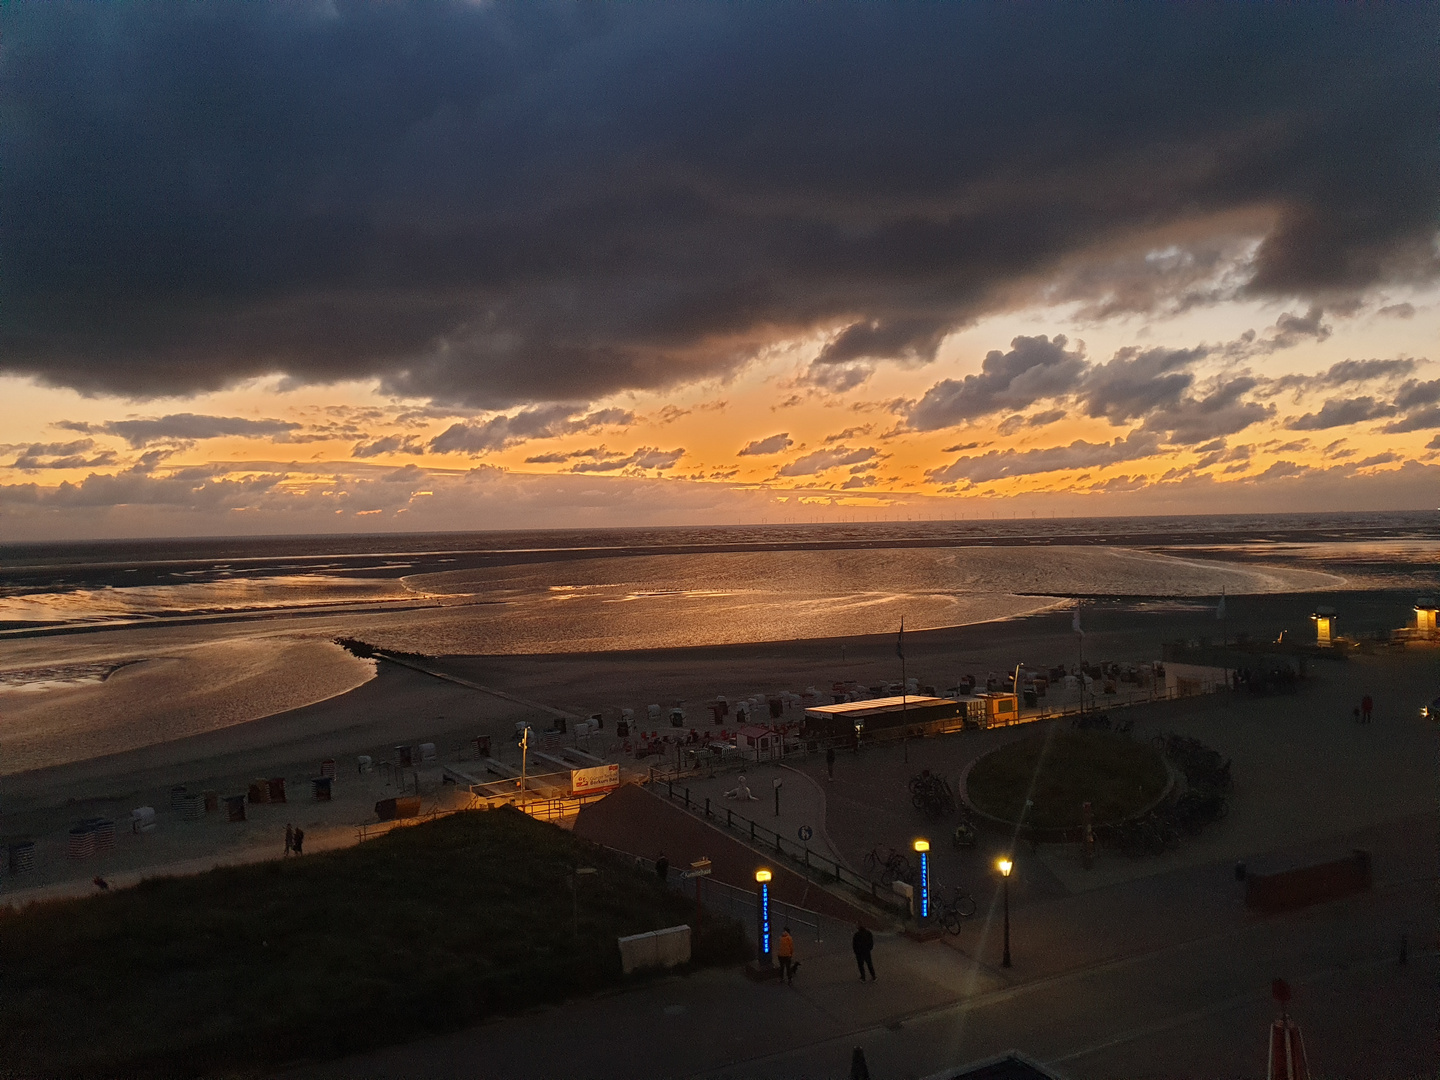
[
  {"xmin": 934, "ymin": 884, "xmax": 978, "ymax": 934},
  {"xmin": 908, "ymin": 770, "xmax": 955, "ymax": 819},
  {"xmin": 863, "ymin": 845, "xmax": 913, "ymax": 886}
]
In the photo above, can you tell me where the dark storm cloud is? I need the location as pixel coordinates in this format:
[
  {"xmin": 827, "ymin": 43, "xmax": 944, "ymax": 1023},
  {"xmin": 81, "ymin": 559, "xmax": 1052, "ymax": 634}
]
[
  {"xmin": 350, "ymin": 434, "xmax": 426, "ymax": 458},
  {"xmin": 1275, "ymin": 357, "xmax": 1420, "ymax": 393},
  {"xmin": 1140, "ymin": 377, "xmax": 1274, "ymax": 444},
  {"xmin": 908, "ymin": 336, "xmax": 1087, "ymax": 431},
  {"xmin": 427, "ymin": 405, "xmax": 633, "ymax": 455},
  {"xmin": 927, "ymin": 432, "xmax": 1162, "ymax": 484},
  {"xmin": 59, "ymin": 413, "xmax": 302, "ymax": 447},
  {"xmin": 1284, "ymin": 396, "xmax": 1396, "ymax": 431},
  {"xmin": 6, "ymin": 439, "xmax": 119, "ymax": 471},
  {"xmin": 570, "ymin": 447, "xmax": 684, "ymax": 473},
  {"xmin": 776, "ymin": 446, "xmax": 878, "ymax": 477},
  {"xmin": 3, "ymin": 4, "xmax": 1436, "ymax": 406},
  {"xmin": 1264, "ymin": 305, "xmax": 1332, "ymax": 352},
  {"xmin": 738, "ymin": 433, "xmax": 793, "ymax": 457},
  {"xmin": 1370, "ymin": 377, "xmax": 1440, "ymax": 434},
  {"xmin": 1078, "ymin": 346, "xmax": 1207, "ymax": 425}
]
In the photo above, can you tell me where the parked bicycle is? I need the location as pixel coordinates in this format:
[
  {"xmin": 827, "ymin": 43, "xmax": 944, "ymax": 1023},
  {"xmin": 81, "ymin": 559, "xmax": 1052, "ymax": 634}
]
[
  {"xmin": 933, "ymin": 884, "xmax": 978, "ymax": 934},
  {"xmin": 863, "ymin": 845, "xmax": 914, "ymax": 886},
  {"xmin": 908, "ymin": 770, "xmax": 956, "ymax": 819}
]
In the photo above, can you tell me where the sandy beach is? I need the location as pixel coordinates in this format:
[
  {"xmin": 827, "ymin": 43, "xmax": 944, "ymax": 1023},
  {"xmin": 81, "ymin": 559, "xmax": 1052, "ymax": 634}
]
[{"xmin": 1, "ymin": 582, "xmax": 1432, "ymax": 907}]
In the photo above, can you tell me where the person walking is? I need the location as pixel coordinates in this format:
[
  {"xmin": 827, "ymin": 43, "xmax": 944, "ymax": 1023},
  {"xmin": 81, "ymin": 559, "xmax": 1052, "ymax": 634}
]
[
  {"xmin": 284, "ymin": 823, "xmax": 294, "ymax": 856},
  {"xmin": 853, "ymin": 922, "xmax": 876, "ymax": 981},
  {"xmin": 655, "ymin": 854, "xmax": 669, "ymax": 883},
  {"xmin": 1361, "ymin": 694, "xmax": 1373, "ymax": 723},
  {"xmin": 292, "ymin": 826, "xmax": 304, "ymax": 855},
  {"xmin": 778, "ymin": 927, "xmax": 799, "ymax": 984},
  {"xmin": 826, "ymin": 746, "xmax": 836, "ymax": 782}
]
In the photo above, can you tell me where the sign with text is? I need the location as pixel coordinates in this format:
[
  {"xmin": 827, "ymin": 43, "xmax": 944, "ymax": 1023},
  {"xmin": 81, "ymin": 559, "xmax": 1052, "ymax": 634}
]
[{"xmin": 571, "ymin": 763, "xmax": 620, "ymax": 795}]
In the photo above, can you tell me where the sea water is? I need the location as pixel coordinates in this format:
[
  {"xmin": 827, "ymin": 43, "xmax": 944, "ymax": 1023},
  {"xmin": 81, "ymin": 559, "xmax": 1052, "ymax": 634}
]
[{"xmin": 1, "ymin": 511, "xmax": 1435, "ymax": 771}]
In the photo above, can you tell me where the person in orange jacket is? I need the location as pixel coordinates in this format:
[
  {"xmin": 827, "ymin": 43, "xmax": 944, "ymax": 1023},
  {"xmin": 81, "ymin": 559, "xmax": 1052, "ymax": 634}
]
[{"xmin": 778, "ymin": 927, "xmax": 799, "ymax": 984}]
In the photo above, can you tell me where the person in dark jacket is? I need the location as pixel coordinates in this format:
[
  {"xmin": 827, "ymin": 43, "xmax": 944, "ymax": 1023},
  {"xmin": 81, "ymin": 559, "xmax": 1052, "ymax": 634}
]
[
  {"xmin": 852, "ymin": 923, "xmax": 875, "ymax": 981},
  {"xmin": 292, "ymin": 827, "xmax": 304, "ymax": 855}
]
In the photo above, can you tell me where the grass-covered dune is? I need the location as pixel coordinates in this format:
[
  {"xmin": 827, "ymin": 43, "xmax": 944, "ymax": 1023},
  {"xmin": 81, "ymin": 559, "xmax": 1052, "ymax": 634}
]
[{"xmin": 0, "ymin": 807, "xmax": 746, "ymax": 1079}]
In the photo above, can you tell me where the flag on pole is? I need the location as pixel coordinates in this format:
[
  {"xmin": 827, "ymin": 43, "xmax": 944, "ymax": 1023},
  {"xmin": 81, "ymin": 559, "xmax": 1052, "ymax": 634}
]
[
  {"xmin": 1072, "ymin": 605, "xmax": 1083, "ymax": 635},
  {"xmin": 896, "ymin": 617, "xmax": 905, "ymax": 659},
  {"xmin": 1216, "ymin": 589, "xmax": 1227, "ymax": 621}
]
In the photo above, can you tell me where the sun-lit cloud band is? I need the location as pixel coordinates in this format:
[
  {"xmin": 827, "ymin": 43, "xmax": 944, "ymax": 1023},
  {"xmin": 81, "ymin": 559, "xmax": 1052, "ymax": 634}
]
[{"xmin": 1, "ymin": 3, "xmax": 1436, "ymax": 538}]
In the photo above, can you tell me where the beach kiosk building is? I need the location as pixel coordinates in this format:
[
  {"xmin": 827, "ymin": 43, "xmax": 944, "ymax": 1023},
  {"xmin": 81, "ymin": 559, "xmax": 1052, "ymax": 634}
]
[
  {"xmin": 803, "ymin": 695, "xmax": 962, "ymax": 738},
  {"xmin": 943, "ymin": 691, "xmax": 1022, "ymax": 727},
  {"xmin": 1416, "ymin": 598, "xmax": 1437, "ymax": 634}
]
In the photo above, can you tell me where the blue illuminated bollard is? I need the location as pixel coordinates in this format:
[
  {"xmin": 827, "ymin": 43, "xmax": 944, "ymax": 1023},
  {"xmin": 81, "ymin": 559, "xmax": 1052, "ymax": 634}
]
[
  {"xmin": 913, "ymin": 839, "xmax": 930, "ymax": 920},
  {"xmin": 755, "ymin": 868, "xmax": 773, "ymax": 965}
]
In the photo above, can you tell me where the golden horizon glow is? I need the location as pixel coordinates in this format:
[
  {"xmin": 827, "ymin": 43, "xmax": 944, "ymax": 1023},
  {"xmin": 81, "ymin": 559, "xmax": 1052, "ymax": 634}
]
[{"xmin": 2, "ymin": 287, "xmax": 1438, "ymax": 539}]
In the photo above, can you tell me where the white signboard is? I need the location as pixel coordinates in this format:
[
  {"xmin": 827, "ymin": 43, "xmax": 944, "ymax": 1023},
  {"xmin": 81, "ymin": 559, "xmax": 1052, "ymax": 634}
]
[{"xmin": 571, "ymin": 763, "xmax": 620, "ymax": 795}]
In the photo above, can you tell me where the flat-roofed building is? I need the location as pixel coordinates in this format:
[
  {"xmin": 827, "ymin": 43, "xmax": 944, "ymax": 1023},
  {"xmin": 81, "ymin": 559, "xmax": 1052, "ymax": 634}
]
[{"xmin": 803, "ymin": 695, "xmax": 961, "ymax": 737}]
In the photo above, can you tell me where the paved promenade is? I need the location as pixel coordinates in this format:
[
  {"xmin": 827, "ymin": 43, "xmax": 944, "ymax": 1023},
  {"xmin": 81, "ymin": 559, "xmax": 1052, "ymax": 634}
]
[{"xmin": 289, "ymin": 652, "xmax": 1439, "ymax": 1078}]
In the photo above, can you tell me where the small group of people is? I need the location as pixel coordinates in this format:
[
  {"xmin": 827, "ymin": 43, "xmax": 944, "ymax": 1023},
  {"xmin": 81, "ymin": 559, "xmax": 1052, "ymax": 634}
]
[
  {"xmin": 1352, "ymin": 694, "xmax": 1374, "ymax": 724},
  {"xmin": 774, "ymin": 922, "xmax": 876, "ymax": 986},
  {"xmin": 284, "ymin": 823, "xmax": 305, "ymax": 856}
]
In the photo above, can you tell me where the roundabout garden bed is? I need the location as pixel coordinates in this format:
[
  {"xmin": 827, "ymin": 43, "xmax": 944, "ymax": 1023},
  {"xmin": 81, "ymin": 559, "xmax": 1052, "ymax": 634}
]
[{"xmin": 964, "ymin": 729, "xmax": 1170, "ymax": 831}]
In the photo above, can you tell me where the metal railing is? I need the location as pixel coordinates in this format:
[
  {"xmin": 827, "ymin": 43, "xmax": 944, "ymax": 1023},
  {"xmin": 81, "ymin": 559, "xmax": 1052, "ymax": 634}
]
[
  {"xmin": 353, "ymin": 789, "xmax": 608, "ymax": 842},
  {"xmin": 594, "ymin": 843, "xmax": 829, "ymax": 942},
  {"xmin": 651, "ymin": 779, "xmax": 908, "ymax": 915},
  {"xmin": 674, "ymin": 873, "xmax": 826, "ymax": 943}
]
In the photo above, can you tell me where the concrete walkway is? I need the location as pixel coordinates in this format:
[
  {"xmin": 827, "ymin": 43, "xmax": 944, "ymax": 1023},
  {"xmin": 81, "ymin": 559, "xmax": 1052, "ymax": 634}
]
[{"xmin": 285, "ymin": 652, "xmax": 1439, "ymax": 1078}]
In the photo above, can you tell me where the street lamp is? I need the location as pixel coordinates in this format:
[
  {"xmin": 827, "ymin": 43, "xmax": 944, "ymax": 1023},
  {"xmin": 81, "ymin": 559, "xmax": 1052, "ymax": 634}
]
[
  {"xmin": 913, "ymin": 839, "xmax": 930, "ymax": 920},
  {"xmin": 996, "ymin": 857, "xmax": 1013, "ymax": 968},
  {"xmin": 755, "ymin": 869, "xmax": 773, "ymax": 966}
]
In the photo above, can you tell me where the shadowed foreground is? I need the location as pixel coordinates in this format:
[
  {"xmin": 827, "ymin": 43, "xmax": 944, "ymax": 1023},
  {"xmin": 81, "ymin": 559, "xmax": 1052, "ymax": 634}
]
[{"xmin": 0, "ymin": 808, "xmax": 745, "ymax": 1079}]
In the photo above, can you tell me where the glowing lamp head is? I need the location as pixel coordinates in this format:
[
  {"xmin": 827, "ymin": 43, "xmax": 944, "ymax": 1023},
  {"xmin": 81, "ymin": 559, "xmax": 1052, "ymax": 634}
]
[
  {"xmin": 997, "ymin": 857, "xmax": 1014, "ymax": 878},
  {"xmin": 913, "ymin": 839, "xmax": 930, "ymax": 853},
  {"xmin": 755, "ymin": 869, "xmax": 772, "ymax": 883}
]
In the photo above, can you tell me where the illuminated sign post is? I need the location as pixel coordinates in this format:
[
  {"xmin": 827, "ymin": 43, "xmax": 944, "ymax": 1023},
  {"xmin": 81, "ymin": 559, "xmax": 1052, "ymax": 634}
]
[
  {"xmin": 997, "ymin": 857, "xmax": 1014, "ymax": 968},
  {"xmin": 755, "ymin": 869, "xmax": 773, "ymax": 965},
  {"xmin": 913, "ymin": 839, "xmax": 930, "ymax": 920}
]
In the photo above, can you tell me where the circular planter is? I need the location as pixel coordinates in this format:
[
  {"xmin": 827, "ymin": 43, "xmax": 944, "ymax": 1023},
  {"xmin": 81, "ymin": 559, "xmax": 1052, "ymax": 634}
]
[{"xmin": 960, "ymin": 729, "xmax": 1176, "ymax": 843}]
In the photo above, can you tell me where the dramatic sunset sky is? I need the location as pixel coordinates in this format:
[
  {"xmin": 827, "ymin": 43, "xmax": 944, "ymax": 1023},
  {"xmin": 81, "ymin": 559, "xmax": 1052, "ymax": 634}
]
[{"xmin": 2, "ymin": 3, "xmax": 1437, "ymax": 539}]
